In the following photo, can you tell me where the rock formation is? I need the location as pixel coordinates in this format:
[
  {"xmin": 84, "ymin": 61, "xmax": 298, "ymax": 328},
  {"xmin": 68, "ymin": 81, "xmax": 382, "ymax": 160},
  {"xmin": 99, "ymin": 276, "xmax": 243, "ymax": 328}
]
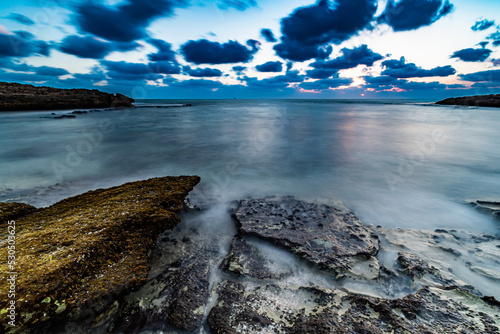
[
  {"xmin": 0, "ymin": 82, "xmax": 134, "ymax": 111},
  {"xmin": 436, "ymin": 94, "xmax": 500, "ymax": 108},
  {"xmin": 0, "ymin": 176, "xmax": 199, "ymax": 333}
]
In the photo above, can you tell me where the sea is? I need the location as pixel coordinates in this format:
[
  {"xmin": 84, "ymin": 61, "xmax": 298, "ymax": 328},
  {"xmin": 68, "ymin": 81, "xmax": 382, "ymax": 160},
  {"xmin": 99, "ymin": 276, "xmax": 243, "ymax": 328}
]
[{"xmin": 1, "ymin": 99, "xmax": 499, "ymax": 233}]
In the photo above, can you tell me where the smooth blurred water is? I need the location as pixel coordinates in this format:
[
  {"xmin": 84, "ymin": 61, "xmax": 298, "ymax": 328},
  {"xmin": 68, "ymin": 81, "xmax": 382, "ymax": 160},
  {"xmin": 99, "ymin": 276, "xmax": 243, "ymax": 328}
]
[{"xmin": 1, "ymin": 100, "xmax": 499, "ymax": 233}]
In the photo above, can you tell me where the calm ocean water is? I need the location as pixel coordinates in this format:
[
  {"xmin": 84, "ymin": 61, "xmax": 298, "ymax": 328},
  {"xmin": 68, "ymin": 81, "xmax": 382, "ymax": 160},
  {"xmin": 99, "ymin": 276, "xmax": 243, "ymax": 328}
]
[{"xmin": 1, "ymin": 99, "xmax": 499, "ymax": 233}]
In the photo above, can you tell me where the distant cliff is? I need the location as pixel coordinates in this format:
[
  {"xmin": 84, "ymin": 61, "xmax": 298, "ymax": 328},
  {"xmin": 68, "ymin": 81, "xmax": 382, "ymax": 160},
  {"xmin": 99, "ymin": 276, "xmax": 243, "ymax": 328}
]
[
  {"xmin": 436, "ymin": 94, "xmax": 500, "ymax": 108},
  {"xmin": 0, "ymin": 82, "xmax": 134, "ymax": 111}
]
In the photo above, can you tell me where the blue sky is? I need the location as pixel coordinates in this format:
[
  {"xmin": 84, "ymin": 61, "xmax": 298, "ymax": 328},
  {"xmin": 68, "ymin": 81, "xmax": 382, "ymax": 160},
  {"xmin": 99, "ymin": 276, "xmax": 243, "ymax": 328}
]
[{"xmin": 0, "ymin": 0, "xmax": 499, "ymax": 99}]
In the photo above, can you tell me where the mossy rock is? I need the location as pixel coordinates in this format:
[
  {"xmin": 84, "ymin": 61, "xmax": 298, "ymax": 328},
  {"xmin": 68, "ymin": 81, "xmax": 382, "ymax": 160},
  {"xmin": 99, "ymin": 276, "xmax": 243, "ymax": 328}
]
[{"xmin": 0, "ymin": 176, "xmax": 199, "ymax": 333}]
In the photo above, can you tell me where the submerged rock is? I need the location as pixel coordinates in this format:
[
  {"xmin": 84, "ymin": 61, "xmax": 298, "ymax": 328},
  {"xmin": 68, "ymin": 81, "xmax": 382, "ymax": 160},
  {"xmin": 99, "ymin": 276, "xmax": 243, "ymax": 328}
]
[
  {"xmin": 208, "ymin": 280, "xmax": 500, "ymax": 333},
  {"xmin": 233, "ymin": 197, "xmax": 380, "ymax": 279},
  {"xmin": 0, "ymin": 176, "xmax": 200, "ymax": 334},
  {"xmin": 0, "ymin": 81, "xmax": 134, "ymax": 111}
]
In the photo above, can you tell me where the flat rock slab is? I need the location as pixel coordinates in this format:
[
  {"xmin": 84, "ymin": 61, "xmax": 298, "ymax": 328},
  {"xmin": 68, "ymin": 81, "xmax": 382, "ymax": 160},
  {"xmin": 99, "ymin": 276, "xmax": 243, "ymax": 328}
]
[
  {"xmin": 0, "ymin": 176, "xmax": 200, "ymax": 334},
  {"xmin": 468, "ymin": 200, "xmax": 500, "ymax": 221},
  {"xmin": 208, "ymin": 280, "xmax": 500, "ymax": 333},
  {"xmin": 233, "ymin": 197, "xmax": 380, "ymax": 278}
]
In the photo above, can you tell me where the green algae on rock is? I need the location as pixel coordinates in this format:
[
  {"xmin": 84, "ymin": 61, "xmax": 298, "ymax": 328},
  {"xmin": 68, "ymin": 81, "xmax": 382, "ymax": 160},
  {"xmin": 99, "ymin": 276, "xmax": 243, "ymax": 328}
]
[{"xmin": 0, "ymin": 176, "xmax": 199, "ymax": 333}]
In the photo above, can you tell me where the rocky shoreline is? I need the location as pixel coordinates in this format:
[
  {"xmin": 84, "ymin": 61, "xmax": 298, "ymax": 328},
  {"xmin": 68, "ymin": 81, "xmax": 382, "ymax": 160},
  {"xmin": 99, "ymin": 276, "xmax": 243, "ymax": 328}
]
[
  {"xmin": 436, "ymin": 94, "xmax": 500, "ymax": 108},
  {"xmin": 0, "ymin": 82, "xmax": 134, "ymax": 112},
  {"xmin": 1, "ymin": 182, "xmax": 499, "ymax": 333}
]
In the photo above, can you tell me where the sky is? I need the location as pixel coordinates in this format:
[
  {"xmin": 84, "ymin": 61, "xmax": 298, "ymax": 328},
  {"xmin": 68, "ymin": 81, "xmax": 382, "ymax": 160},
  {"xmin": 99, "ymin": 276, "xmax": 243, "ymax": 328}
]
[{"xmin": 0, "ymin": 0, "xmax": 499, "ymax": 99}]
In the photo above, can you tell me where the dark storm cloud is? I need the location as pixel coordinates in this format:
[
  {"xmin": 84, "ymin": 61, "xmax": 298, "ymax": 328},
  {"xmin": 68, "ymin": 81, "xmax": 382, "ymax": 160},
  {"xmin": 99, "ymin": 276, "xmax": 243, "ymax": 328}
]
[
  {"xmin": 260, "ymin": 29, "xmax": 277, "ymax": 43},
  {"xmin": 75, "ymin": 0, "xmax": 187, "ymax": 42},
  {"xmin": 471, "ymin": 19, "xmax": 495, "ymax": 31},
  {"xmin": 311, "ymin": 45, "xmax": 383, "ymax": 70},
  {"xmin": 34, "ymin": 66, "xmax": 69, "ymax": 76},
  {"xmin": 0, "ymin": 31, "xmax": 50, "ymax": 58},
  {"xmin": 274, "ymin": 0, "xmax": 377, "ymax": 61},
  {"xmin": 5, "ymin": 13, "xmax": 35, "ymax": 25},
  {"xmin": 59, "ymin": 35, "xmax": 139, "ymax": 59},
  {"xmin": 148, "ymin": 61, "xmax": 181, "ymax": 74},
  {"xmin": 217, "ymin": 0, "xmax": 257, "ymax": 11},
  {"xmin": 459, "ymin": 69, "xmax": 500, "ymax": 83},
  {"xmin": 147, "ymin": 39, "xmax": 176, "ymax": 61},
  {"xmin": 451, "ymin": 48, "xmax": 492, "ymax": 62},
  {"xmin": 255, "ymin": 61, "xmax": 282, "ymax": 72},
  {"xmin": 183, "ymin": 66, "xmax": 223, "ymax": 77},
  {"xmin": 299, "ymin": 77, "xmax": 353, "ymax": 90},
  {"xmin": 181, "ymin": 39, "xmax": 257, "ymax": 64},
  {"xmin": 381, "ymin": 57, "xmax": 455, "ymax": 78},
  {"xmin": 379, "ymin": 0, "xmax": 453, "ymax": 31}
]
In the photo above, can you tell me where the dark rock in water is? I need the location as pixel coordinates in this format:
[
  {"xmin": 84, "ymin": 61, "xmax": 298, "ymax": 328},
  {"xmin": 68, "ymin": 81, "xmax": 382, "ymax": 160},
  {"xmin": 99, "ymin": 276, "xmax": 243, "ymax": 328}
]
[
  {"xmin": 436, "ymin": 94, "xmax": 500, "ymax": 108},
  {"xmin": 233, "ymin": 197, "xmax": 380, "ymax": 278},
  {"xmin": 71, "ymin": 110, "xmax": 88, "ymax": 114},
  {"xmin": 111, "ymin": 225, "xmax": 218, "ymax": 333},
  {"xmin": 208, "ymin": 280, "xmax": 500, "ymax": 333},
  {"xmin": 0, "ymin": 81, "xmax": 134, "ymax": 111},
  {"xmin": 53, "ymin": 114, "xmax": 77, "ymax": 119},
  {"xmin": 0, "ymin": 176, "xmax": 200, "ymax": 334},
  {"xmin": 468, "ymin": 200, "xmax": 500, "ymax": 221},
  {"xmin": 398, "ymin": 252, "xmax": 439, "ymax": 278}
]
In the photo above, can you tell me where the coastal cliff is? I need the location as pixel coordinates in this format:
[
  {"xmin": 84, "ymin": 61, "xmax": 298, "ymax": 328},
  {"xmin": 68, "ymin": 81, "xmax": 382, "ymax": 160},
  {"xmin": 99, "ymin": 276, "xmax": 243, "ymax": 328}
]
[
  {"xmin": 0, "ymin": 176, "xmax": 200, "ymax": 333},
  {"xmin": 0, "ymin": 82, "xmax": 134, "ymax": 111},
  {"xmin": 436, "ymin": 94, "xmax": 500, "ymax": 108}
]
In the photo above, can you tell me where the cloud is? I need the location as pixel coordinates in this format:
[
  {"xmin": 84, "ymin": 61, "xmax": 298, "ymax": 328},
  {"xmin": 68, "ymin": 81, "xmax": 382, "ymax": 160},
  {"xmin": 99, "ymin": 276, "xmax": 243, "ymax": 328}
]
[
  {"xmin": 487, "ymin": 32, "xmax": 500, "ymax": 47},
  {"xmin": 299, "ymin": 77, "xmax": 353, "ymax": 90},
  {"xmin": 450, "ymin": 48, "xmax": 492, "ymax": 62},
  {"xmin": 5, "ymin": 13, "xmax": 34, "ymax": 25},
  {"xmin": 35, "ymin": 66, "xmax": 69, "ymax": 76},
  {"xmin": 459, "ymin": 69, "xmax": 500, "ymax": 83},
  {"xmin": 166, "ymin": 78, "xmax": 224, "ymax": 89},
  {"xmin": 59, "ymin": 35, "xmax": 139, "ymax": 59},
  {"xmin": 381, "ymin": 57, "xmax": 455, "ymax": 78},
  {"xmin": 310, "ymin": 44, "xmax": 383, "ymax": 70},
  {"xmin": 274, "ymin": 0, "xmax": 377, "ymax": 61},
  {"xmin": 363, "ymin": 75, "xmax": 459, "ymax": 91},
  {"xmin": 0, "ymin": 31, "xmax": 50, "ymax": 58},
  {"xmin": 75, "ymin": 0, "xmax": 187, "ymax": 42},
  {"xmin": 183, "ymin": 66, "xmax": 223, "ymax": 77},
  {"xmin": 181, "ymin": 39, "xmax": 257, "ymax": 64},
  {"xmin": 101, "ymin": 60, "xmax": 180, "ymax": 81},
  {"xmin": 260, "ymin": 29, "xmax": 277, "ymax": 42},
  {"xmin": 242, "ymin": 70, "xmax": 305, "ymax": 89},
  {"xmin": 255, "ymin": 61, "xmax": 282, "ymax": 72},
  {"xmin": 147, "ymin": 38, "xmax": 176, "ymax": 61},
  {"xmin": 306, "ymin": 68, "xmax": 337, "ymax": 79},
  {"xmin": 471, "ymin": 19, "xmax": 495, "ymax": 31},
  {"xmin": 217, "ymin": 0, "xmax": 257, "ymax": 11},
  {"xmin": 379, "ymin": 0, "xmax": 453, "ymax": 31},
  {"xmin": 232, "ymin": 66, "xmax": 246, "ymax": 75}
]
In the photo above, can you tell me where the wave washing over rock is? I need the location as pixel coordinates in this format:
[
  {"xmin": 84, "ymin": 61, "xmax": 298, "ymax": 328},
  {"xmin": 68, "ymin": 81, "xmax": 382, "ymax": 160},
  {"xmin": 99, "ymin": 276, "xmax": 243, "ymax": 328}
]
[
  {"xmin": 1, "ymin": 184, "xmax": 500, "ymax": 333},
  {"xmin": 0, "ymin": 82, "xmax": 134, "ymax": 111}
]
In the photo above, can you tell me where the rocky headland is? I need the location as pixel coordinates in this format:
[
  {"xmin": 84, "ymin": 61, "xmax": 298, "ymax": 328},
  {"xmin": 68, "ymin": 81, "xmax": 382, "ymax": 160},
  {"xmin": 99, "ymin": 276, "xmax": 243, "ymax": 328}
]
[
  {"xmin": 436, "ymin": 94, "xmax": 500, "ymax": 108},
  {"xmin": 0, "ymin": 82, "xmax": 134, "ymax": 112},
  {"xmin": 1, "ymin": 188, "xmax": 499, "ymax": 333}
]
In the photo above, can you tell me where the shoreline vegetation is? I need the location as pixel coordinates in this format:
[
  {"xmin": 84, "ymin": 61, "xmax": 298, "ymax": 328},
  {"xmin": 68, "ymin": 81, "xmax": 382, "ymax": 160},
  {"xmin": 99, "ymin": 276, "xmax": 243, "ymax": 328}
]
[
  {"xmin": 0, "ymin": 82, "xmax": 134, "ymax": 112},
  {"xmin": 436, "ymin": 94, "xmax": 500, "ymax": 108}
]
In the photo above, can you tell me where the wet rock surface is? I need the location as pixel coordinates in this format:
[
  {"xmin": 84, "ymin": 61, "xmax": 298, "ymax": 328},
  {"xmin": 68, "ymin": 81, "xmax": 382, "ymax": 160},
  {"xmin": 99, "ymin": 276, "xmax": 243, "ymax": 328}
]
[
  {"xmin": 468, "ymin": 200, "xmax": 500, "ymax": 221},
  {"xmin": 0, "ymin": 176, "xmax": 200, "ymax": 334},
  {"xmin": 111, "ymin": 224, "xmax": 219, "ymax": 333},
  {"xmin": 0, "ymin": 81, "xmax": 134, "ymax": 111},
  {"xmin": 234, "ymin": 197, "xmax": 380, "ymax": 279},
  {"xmin": 208, "ymin": 281, "xmax": 500, "ymax": 333}
]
